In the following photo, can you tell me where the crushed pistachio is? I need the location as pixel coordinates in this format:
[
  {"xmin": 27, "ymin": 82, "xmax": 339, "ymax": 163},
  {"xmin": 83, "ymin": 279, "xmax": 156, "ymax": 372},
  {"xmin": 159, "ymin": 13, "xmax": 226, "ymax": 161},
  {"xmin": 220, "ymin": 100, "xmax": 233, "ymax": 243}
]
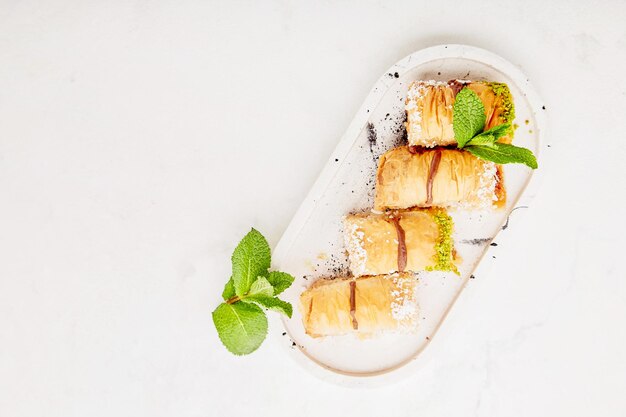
[
  {"xmin": 487, "ymin": 82, "xmax": 515, "ymax": 124},
  {"xmin": 426, "ymin": 209, "xmax": 459, "ymax": 274},
  {"xmin": 511, "ymin": 123, "xmax": 519, "ymax": 140}
]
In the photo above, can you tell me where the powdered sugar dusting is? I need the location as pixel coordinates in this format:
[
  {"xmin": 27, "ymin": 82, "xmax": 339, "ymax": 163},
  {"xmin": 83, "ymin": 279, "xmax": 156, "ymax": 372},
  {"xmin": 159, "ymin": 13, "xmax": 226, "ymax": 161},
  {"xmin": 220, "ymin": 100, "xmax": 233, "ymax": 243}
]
[
  {"xmin": 388, "ymin": 273, "xmax": 418, "ymax": 325},
  {"xmin": 343, "ymin": 217, "xmax": 368, "ymax": 276},
  {"xmin": 405, "ymin": 80, "xmax": 449, "ymax": 147},
  {"xmin": 477, "ymin": 161, "xmax": 498, "ymax": 206},
  {"xmin": 452, "ymin": 160, "xmax": 498, "ymax": 210}
]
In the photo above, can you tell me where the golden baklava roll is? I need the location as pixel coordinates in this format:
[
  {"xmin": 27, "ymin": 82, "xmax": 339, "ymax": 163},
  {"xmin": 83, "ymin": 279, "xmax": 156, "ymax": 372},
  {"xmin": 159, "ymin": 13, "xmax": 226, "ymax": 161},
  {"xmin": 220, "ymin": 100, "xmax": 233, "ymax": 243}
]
[
  {"xmin": 299, "ymin": 273, "xmax": 417, "ymax": 338},
  {"xmin": 344, "ymin": 210, "xmax": 457, "ymax": 276},
  {"xmin": 405, "ymin": 80, "xmax": 515, "ymax": 147},
  {"xmin": 375, "ymin": 147, "xmax": 505, "ymax": 210}
]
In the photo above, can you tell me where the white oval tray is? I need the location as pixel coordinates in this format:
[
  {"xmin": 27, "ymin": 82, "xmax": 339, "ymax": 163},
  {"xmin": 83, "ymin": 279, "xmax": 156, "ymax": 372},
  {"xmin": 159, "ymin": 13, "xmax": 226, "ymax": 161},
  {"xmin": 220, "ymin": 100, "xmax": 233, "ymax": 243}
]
[{"xmin": 271, "ymin": 44, "xmax": 546, "ymax": 386}]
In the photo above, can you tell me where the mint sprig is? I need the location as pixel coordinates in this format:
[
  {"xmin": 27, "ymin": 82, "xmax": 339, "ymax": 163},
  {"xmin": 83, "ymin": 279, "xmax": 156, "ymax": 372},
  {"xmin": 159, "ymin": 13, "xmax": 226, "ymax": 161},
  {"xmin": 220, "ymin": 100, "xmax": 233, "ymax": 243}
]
[
  {"xmin": 453, "ymin": 87, "xmax": 538, "ymax": 169},
  {"xmin": 212, "ymin": 228, "xmax": 295, "ymax": 355}
]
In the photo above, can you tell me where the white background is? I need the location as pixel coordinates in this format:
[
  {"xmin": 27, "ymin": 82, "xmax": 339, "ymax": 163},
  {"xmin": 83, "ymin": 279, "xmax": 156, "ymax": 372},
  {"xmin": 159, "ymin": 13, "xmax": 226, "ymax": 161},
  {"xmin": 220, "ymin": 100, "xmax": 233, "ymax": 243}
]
[{"xmin": 1, "ymin": 1, "xmax": 625, "ymax": 416}]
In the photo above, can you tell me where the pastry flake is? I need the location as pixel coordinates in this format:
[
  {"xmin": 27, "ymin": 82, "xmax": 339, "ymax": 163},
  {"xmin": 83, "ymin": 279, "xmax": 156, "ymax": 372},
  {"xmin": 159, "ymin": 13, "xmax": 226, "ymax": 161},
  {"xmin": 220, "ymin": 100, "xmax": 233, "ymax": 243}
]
[
  {"xmin": 374, "ymin": 147, "xmax": 505, "ymax": 210},
  {"xmin": 299, "ymin": 274, "xmax": 418, "ymax": 338},
  {"xmin": 343, "ymin": 210, "xmax": 457, "ymax": 276},
  {"xmin": 405, "ymin": 80, "xmax": 515, "ymax": 147}
]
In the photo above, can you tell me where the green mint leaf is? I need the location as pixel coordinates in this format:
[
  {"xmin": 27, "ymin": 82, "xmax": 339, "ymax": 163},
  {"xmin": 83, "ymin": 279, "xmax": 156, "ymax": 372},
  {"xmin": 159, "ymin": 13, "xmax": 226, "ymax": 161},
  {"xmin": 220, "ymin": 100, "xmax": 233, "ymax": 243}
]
[
  {"xmin": 453, "ymin": 87, "xmax": 486, "ymax": 147},
  {"xmin": 466, "ymin": 133, "xmax": 496, "ymax": 147},
  {"xmin": 212, "ymin": 302, "xmax": 268, "ymax": 355},
  {"xmin": 222, "ymin": 277, "xmax": 235, "ymax": 301},
  {"xmin": 266, "ymin": 271, "xmax": 295, "ymax": 295},
  {"xmin": 482, "ymin": 122, "xmax": 512, "ymax": 141},
  {"xmin": 465, "ymin": 143, "xmax": 538, "ymax": 169},
  {"xmin": 243, "ymin": 295, "xmax": 293, "ymax": 318},
  {"xmin": 247, "ymin": 276, "xmax": 274, "ymax": 297},
  {"xmin": 231, "ymin": 228, "xmax": 271, "ymax": 297}
]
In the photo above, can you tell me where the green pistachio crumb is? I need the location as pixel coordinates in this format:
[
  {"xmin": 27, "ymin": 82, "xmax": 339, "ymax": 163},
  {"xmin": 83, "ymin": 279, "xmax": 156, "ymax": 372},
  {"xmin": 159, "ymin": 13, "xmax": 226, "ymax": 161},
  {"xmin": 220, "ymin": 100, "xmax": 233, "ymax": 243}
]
[
  {"xmin": 511, "ymin": 123, "xmax": 519, "ymax": 140},
  {"xmin": 426, "ymin": 210, "xmax": 459, "ymax": 275},
  {"xmin": 487, "ymin": 82, "xmax": 515, "ymax": 124}
]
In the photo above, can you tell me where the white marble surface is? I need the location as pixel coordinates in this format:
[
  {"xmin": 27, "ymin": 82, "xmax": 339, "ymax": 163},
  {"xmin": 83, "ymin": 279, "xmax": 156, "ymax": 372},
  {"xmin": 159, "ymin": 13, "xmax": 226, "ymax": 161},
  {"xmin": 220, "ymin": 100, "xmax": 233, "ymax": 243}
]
[{"xmin": 1, "ymin": 1, "xmax": 625, "ymax": 416}]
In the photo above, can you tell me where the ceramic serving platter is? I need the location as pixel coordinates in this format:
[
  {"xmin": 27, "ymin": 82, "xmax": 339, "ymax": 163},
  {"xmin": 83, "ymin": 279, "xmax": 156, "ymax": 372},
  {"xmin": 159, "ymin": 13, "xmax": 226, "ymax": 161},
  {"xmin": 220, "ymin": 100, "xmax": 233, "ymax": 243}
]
[{"xmin": 271, "ymin": 44, "xmax": 545, "ymax": 386}]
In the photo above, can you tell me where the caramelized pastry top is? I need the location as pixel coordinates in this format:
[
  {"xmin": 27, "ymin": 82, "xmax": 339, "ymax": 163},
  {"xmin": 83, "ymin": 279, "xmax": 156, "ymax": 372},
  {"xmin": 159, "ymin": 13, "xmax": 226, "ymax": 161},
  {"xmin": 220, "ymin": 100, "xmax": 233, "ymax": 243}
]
[
  {"xmin": 299, "ymin": 274, "xmax": 418, "ymax": 338},
  {"xmin": 374, "ymin": 147, "xmax": 502, "ymax": 210},
  {"xmin": 405, "ymin": 80, "xmax": 515, "ymax": 147},
  {"xmin": 344, "ymin": 210, "xmax": 457, "ymax": 276}
]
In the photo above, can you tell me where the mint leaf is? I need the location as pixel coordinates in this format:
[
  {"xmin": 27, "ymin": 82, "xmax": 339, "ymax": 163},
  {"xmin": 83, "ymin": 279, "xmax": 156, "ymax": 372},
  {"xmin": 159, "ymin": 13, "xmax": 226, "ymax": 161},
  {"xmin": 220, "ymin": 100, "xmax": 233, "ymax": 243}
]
[
  {"xmin": 266, "ymin": 271, "xmax": 295, "ymax": 295},
  {"xmin": 231, "ymin": 228, "xmax": 271, "ymax": 297},
  {"xmin": 467, "ymin": 123, "xmax": 512, "ymax": 147},
  {"xmin": 212, "ymin": 302, "xmax": 268, "ymax": 355},
  {"xmin": 453, "ymin": 87, "xmax": 486, "ymax": 147},
  {"xmin": 466, "ymin": 133, "xmax": 496, "ymax": 147},
  {"xmin": 465, "ymin": 143, "xmax": 538, "ymax": 169},
  {"xmin": 244, "ymin": 295, "xmax": 293, "ymax": 318},
  {"xmin": 482, "ymin": 122, "xmax": 512, "ymax": 141},
  {"xmin": 247, "ymin": 276, "xmax": 274, "ymax": 297},
  {"xmin": 222, "ymin": 277, "xmax": 235, "ymax": 301}
]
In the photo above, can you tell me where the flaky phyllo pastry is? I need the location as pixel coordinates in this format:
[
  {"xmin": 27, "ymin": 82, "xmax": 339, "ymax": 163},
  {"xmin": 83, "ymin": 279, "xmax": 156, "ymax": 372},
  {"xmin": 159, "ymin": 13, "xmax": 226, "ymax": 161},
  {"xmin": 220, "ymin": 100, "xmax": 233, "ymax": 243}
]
[
  {"xmin": 299, "ymin": 273, "xmax": 417, "ymax": 337},
  {"xmin": 375, "ymin": 147, "xmax": 505, "ymax": 210},
  {"xmin": 405, "ymin": 80, "xmax": 515, "ymax": 147},
  {"xmin": 297, "ymin": 79, "xmax": 519, "ymax": 340},
  {"xmin": 344, "ymin": 210, "xmax": 457, "ymax": 277}
]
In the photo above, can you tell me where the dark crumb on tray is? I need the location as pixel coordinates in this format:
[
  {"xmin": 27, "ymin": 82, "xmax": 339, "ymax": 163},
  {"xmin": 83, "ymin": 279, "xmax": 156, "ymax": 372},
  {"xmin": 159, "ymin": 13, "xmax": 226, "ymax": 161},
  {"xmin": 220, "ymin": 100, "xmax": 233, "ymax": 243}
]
[
  {"xmin": 366, "ymin": 122, "xmax": 379, "ymax": 165},
  {"xmin": 461, "ymin": 238, "xmax": 492, "ymax": 245},
  {"xmin": 367, "ymin": 122, "xmax": 377, "ymax": 147}
]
